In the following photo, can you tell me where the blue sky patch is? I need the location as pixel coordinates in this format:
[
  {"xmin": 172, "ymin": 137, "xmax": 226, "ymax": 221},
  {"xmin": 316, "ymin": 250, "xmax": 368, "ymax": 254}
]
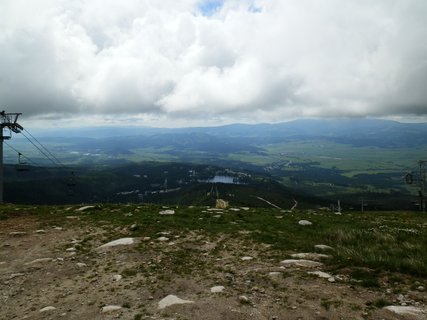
[{"xmin": 198, "ymin": 0, "xmax": 224, "ymax": 16}]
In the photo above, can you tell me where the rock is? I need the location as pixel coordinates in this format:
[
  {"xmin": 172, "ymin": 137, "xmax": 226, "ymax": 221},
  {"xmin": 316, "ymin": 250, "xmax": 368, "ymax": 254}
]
[
  {"xmin": 241, "ymin": 256, "xmax": 253, "ymax": 261},
  {"xmin": 112, "ymin": 274, "xmax": 122, "ymax": 281},
  {"xmin": 383, "ymin": 306, "xmax": 426, "ymax": 318},
  {"xmin": 216, "ymin": 199, "xmax": 229, "ymax": 209},
  {"xmin": 239, "ymin": 295, "xmax": 250, "ymax": 304},
  {"xmin": 98, "ymin": 238, "xmax": 135, "ymax": 249},
  {"xmin": 130, "ymin": 223, "xmax": 138, "ymax": 231},
  {"xmin": 25, "ymin": 258, "xmax": 53, "ymax": 265},
  {"xmin": 40, "ymin": 306, "xmax": 56, "ymax": 312},
  {"xmin": 76, "ymin": 206, "xmax": 95, "ymax": 212},
  {"xmin": 158, "ymin": 295, "xmax": 194, "ymax": 309},
  {"xmin": 314, "ymin": 244, "xmax": 334, "ymax": 251},
  {"xmin": 34, "ymin": 230, "xmax": 46, "ymax": 234},
  {"xmin": 157, "ymin": 236, "xmax": 170, "ymax": 242},
  {"xmin": 159, "ymin": 209, "xmax": 175, "ymax": 215},
  {"xmin": 9, "ymin": 231, "xmax": 27, "ymax": 236},
  {"xmin": 76, "ymin": 263, "xmax": 87, "ymax": 268},
  {"xmin": 269, "ymin": 272, "xmax": 282, "ymax": 277},
  {"xmin": 417, "ymin": 285, "xmax": 425, "ymax": 292},
  {"xmin": 280, "ymin": 259, "xmax": 323, "ymax": 268},
  {"xmin": 298, "ymin": 220, "xmax": 312, "ymax": 226},
  {"xmin": 9, "ymin": 273, "xmax": 25, "ymax": 279},
  {"xmin": 210, "ymin": 286, "xmax": 225, "ymax": 293},
  {"xmin": 308, "ymin": 271, "xmax": 335, "ymax": 282},
  {"xmin": 290, "ymin": 253, "xmax": 330, "ymax": 260},
  {"xmin": 101, "ymin": 305, "xmax": 122, "ymax": 313},
  {"xmin": 241, "ymin": 207, "xmax": 250, "ymax": 211},
  {"xmin": 66, "ymin": 247, "xmax": 76, "ymax": 252}
]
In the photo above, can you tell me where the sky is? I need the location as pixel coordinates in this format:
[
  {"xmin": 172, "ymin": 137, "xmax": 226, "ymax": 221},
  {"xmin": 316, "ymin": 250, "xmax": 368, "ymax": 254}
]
[{"xmin": 0, "ymin": 0, "xmax": 427, "ymax": 127}]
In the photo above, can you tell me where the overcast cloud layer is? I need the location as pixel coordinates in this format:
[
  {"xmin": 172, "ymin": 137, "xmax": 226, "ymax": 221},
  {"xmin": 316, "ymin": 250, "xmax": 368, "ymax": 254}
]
[{"xmin": 1, "ymin": 0, "xmax": 427, "ymax": 125}]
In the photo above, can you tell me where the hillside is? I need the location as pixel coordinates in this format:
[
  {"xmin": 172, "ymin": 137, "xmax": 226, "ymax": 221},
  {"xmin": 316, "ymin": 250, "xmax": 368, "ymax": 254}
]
[{"xmin": 1, "ymin": 204, "xmax": 426, "ymax": 319}]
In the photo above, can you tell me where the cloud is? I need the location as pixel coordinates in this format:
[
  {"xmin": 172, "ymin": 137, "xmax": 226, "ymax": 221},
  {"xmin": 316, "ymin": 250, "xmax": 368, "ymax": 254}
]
[{"xmin": 0, "ymin": 0, "xmax": 426, "ymax": 125}]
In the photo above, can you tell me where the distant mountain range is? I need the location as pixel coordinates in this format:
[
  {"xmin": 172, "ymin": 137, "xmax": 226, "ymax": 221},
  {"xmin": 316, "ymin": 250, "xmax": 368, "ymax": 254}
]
[{"xmin": 27, "ymin": 118, "xmax": 427, "ymax": 150}]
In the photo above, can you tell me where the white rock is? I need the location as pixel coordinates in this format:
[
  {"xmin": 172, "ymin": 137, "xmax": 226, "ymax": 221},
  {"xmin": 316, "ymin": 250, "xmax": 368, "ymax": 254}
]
[
  {"xmin": 98, "ymin": 238, "xmax": 135, "ymax": 249},
  {"xmin": 157, "ymin": 236, "xmax": 170, "ymax": 242},
  {"xmin": 76, "ymin": 206, "xmax": 95, "ymax": 212},
  {"xmin": 383, "ymin": 306, "xmax": 426, "ymax": 318},
  {"xmin": 159, "ymin": 209, "xmax": 175, "ymax": 215},
  {"xmin": 40, "ymin": 306, "xmax": 56, "ymax": 312},
  {"xmin": 210, "ymin": 286, "xmax": 225, "ymax": 293},
  {"xmin": 9, "ymin": 273, "xmax": 25, "ymax": 279},
  {"xmin": 280, "ymin": 259, "xmax": 323, "ymax": 268},
  {"xmin": 66, "ymin": 247, "xmax": 76, "ymax": 252},
  {"xmin": 314, "ymin": 244, "xmax": 334, "ymax": 251},
  {"xmin": 34, "ymin": 230, "xmax": 46, "ymax": 234},
  {"xmin": 101, "ymin": 305, "xmax": 122, "ymax": 313},
  {"xmin": 25, "ymin": 258, "xmax": 53, "ymax": 265},
  {"xmin": 76, "ymin": 262, "xmax": 87, "ymax": 267},
  {"xmin": 112, "ymin": 274, "xmax": 122, "ymax": 281},
  {"xmin": 298, "ymin": 220, "xmax": 312, "ymax": 226},
  {"xmin": 241, "ymin": 256, "xmax": 253, "ymax": 261},
  {"xmin": 229, "ymin": 208, "xmax": 240, "ymax": 211},
  {"xmin": 308, "ymin": 271, "xmax": 333, "ymax": 279},
  {"xmin": 241, "ymin": 207, "xmax": 250, "ymax": 211},
  {"xmin": 290, "ymin": 253, "xmax": 330, "ymax": 260},
  {"xmin": 9, "ymin": 231, "xmax": 26, "ymax": 236},
  {"xmin": 269, "ymin": 272, "xmax": 282, "ymax": 277},
  {"xmin": 158, "ymin": 295, "xmax": 194, "ymax": 309}
]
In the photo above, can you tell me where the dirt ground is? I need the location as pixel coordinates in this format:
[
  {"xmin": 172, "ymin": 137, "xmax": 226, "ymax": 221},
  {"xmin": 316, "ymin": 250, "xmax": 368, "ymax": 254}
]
[{"xmin": 0, "ymin": 213, "xmax": 426, "ymax": 320}]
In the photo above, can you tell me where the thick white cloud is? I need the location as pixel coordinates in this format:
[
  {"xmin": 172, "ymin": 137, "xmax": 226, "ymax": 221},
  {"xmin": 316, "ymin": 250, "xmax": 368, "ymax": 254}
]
[{"xmin": 0, "ymin": 0, "xmax": 426, "ymax": 125}]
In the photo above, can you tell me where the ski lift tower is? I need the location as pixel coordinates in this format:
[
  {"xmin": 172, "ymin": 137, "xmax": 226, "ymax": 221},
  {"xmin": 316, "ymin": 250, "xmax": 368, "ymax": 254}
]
[{"xmin": 0, "ymin": 111, "xmax": 23, "ymax": 203}]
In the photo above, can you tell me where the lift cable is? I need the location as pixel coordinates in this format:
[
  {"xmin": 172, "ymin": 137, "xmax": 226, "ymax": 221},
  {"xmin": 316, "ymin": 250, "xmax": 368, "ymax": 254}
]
[
  {"xmin": 19, "ymin": 130, "xmax": 63, "ymax": 168},
  {"xmin": 22, "ymin": 128, "xmax": 67, "ymax": 169},
  {"xmin": 4, "ymin": 141, "xmax": 38, "ymax": 166}
]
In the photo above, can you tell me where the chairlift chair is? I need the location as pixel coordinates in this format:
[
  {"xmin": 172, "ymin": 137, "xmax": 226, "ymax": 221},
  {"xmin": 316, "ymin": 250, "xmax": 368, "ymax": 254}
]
[{"xmin": 15, "ymin": 152, "xmax": 30, "ymax": 171}]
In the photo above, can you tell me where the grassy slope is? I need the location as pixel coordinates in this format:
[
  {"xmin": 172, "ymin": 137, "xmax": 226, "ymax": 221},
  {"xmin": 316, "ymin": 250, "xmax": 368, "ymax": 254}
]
[{"xmin": 3, "ymin": 204, "xmax": 426, "ymax": 280}]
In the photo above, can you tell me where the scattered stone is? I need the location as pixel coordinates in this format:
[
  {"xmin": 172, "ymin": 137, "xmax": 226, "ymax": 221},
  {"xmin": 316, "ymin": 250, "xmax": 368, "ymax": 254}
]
[
  {"xmin": 157, "ymin": 236, "xmax": 170, "ymax": 242},
  {"xmin": 159, "ymin": 209, "xmax": 175, "ymax": 215},
  {"xmin": 280, "ymin": 259, "xmax": 323, "ymax": 268},
  {"xmin": 314, "ymin": 244, "xmax": 334, "ymax": 251},
  {"xmin": 158, "ymin": 295, "xmax": 194, "ymax": 309},
  {"xmin": 34, "ymin": 230, "xmax": 46, "ymax": 234},
  {"xmin": 383, "ymin": 306, "xmax": 426, "ymax": 318},
  {"xmin": 417, "ymin": 285, "xmax": 425, "ymax": 292},
  {"xmin": 76, "ymin": 206, "xmax": 95, "ymax": 212},
  {"xmin": 9, "ymin": 273, "xmax": 25, "ymax": 279},
  {"xmin": 101, "ymin": 305, "xmax": 122, "ymax": 313},
  {"xmin": 9, "ymin": 231, "xmax": 26, "ymax": 236},
  {"xmin": 66, "ymin": 216, "xmax": 80, "ymax": 219},
  {"xmin": 76, "ymin": 262, "xmax": 87, "ymax": 268},
  {"xmin": 239, "ymin": 295, "xmax": 250, "ymax": 304},
  {"xmin": 142, "ymin": 237, "xmax": 151, "ymax": 241},
  {"xmin": 24, "ymin": 258, "xmax": 53, "ymax": 265},
  {"xmin": 40, "ymin": 306, "xmax": 56, "ymax": 313},
  {"xmin": 216, "ymin": 199, "xmax": 229, "ymax": 209},
  {"xmin": 130, "ymin": 223, "xmax": 138, "ymax": 231},
  {"xmin": 241, "ymin": 256, "xmax": 253, "ymax": 261},
  {"xmin": 210, "ymin": 286, "xmax": 225, "ymax": 293},
  {"xmin": 213, "ymin": 215, "xmax": 221, "ymax": 218},
  {"xmin": 53, "ymin": 227, "xmax": 63, "ymax": 231},
  {"xmin": 98, "ymin": 238, "xmax": 135, "ymax": 249},
  {"xmin": 241, "ymin": 207, "xmax": 250, "ymax": 211},
  {"xmin": 308, "ymin": 271, "xmax": 335, "ymax": 282},
  {"xmin": 308, "ymin": 270, "xmax": 333, "ymax": 278},
  {"xmin": 229, "ymin": 208, "xmax": 240, "ymax": 211},
  {"xmin": 290, "ymin": 253, "xmax": 330, "ymax": 260},
  {"xmin": 112, "ymin": 274, "xmax": 122, "ymax": 281},
  {"xmin": 298, "ymin": 220, "xmax": 312, "ymax": 226},
  {"xmin": 269, "ymin": 272, "xmax": 282, "ymax": 277},
  {"xmin": 66, "ymin": 247, "xmax": 76, "ymax": 252}
]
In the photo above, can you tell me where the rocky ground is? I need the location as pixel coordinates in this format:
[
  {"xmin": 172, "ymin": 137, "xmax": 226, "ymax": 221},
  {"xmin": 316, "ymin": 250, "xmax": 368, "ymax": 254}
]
[{"xmin": 0, "ymin": 208, "xmax": 426, "ymax": 320}]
